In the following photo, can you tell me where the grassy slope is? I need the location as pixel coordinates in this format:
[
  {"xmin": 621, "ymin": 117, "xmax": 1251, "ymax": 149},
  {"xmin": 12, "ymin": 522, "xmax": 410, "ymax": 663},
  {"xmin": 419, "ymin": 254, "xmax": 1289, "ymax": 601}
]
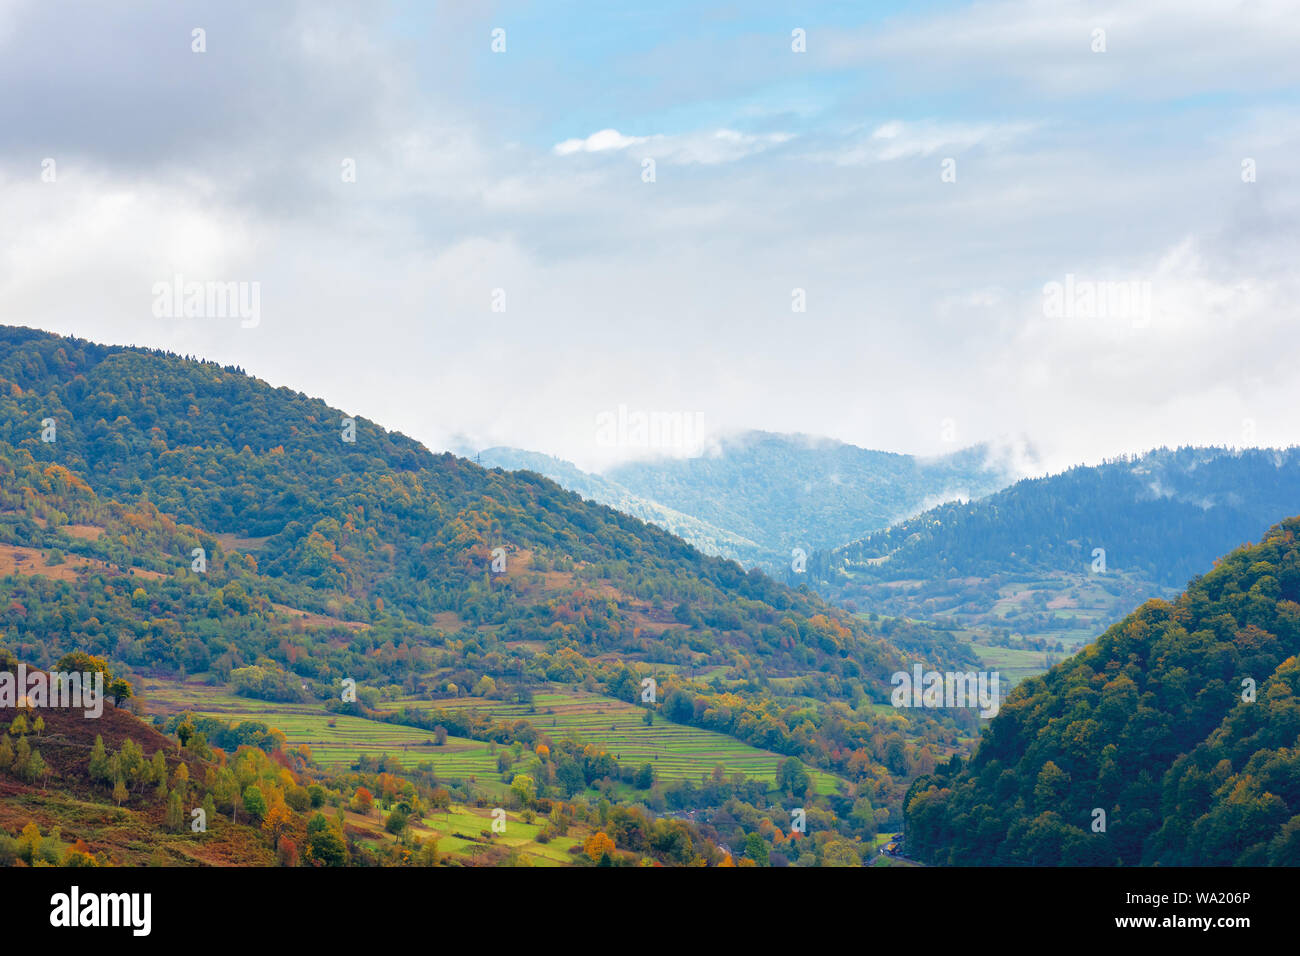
[
  {"xmin": 0, "ymin": 694, "xmax": 275, "ymax": 866},
  {"xmin": 142, "ymin": 679, "xmax": 847, "ymax": 795}
]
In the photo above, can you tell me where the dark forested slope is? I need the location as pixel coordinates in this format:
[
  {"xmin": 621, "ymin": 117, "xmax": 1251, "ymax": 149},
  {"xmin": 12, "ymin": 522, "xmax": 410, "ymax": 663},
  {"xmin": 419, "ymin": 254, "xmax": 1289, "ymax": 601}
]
[
  {"xmin": 816, "ymin": 448, "xmax": 1300, "ymax": 649},
  {"xmin": 904, "ymin": 517, "xmax": 1300, "ymax": 866},
  {"xmin": 828, "ymin": 448, "xmax": 1300, "ymax": 588}
]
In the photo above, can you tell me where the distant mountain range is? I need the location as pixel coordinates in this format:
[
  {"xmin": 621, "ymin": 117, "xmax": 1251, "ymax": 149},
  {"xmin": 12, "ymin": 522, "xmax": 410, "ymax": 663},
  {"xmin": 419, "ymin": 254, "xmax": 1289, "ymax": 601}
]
[
  {"xmin": 471, "ymin": 446, "xmax": 771, "ymax": 566},
  {"xmin": 816, "ymin": 446, "xmax": 1300, "ymax": 652},
  {"xmin": 475, "ymin": 437, "xmax": 1300, "ymax": 682},
  {"xmin": 476, "ymin": 433, "xmax": 1027, "ymax": 568}
]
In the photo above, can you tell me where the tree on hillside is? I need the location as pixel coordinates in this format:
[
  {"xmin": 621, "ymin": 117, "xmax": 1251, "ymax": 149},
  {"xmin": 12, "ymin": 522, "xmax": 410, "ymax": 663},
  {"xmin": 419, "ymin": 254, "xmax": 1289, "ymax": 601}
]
[
  {"xmin": 202, "ymin": 793, "xmax": 217, "ymax": 829},
  {"xmin": 242, "ymin": 785, "xmax": 267, "ymax": 823},
  {"xmin": 263, "ymin": 802, "xmax": 295, "ymax": 849},
  {"xmin": 583, "ymin": 831, "xmax": 616, "ymax": 862},
  {"xmin": 385, "ymin": 806, "xmax": 409, "ymax": 842},
  {"xmin": 25, "ymin": 748, "xmax": 47, "ymax": 786},
  {"xmin": 14, "ymin": 737, "xmax": 30, "ymax": 776},
  {"xmin": 171, "ymin": 761, "xmax": 189, "ymax": 799},
  {"xmin": 305, "ymin": 813, "xmax": 347, "ymax": 866},
  {"xmin": 351, "ymin": 787, "xmax": 374, "ymax": 815},
  {"xmin": 416, "ymin": 836, "xmax": 441, "ymax": 867},
  {"xmin": 165, "ymin": 791, "xmax": 184, "ymax": 832},
  {"xmin": 510, "ymin": 773, "xmax": 535, "ymax": 806},
  {"xmin": 821, "ymin": 840, "xmax": 862, "ymax": 867},
  {"xmin": 151, "ymin": 750, "xmax": 167, "ymax": 800},
  {"xmin": 118, "ymin": 738, "xmax": 144, "ymax": 793},
  {"xmin": 777, "ymin": 757, "xmax": 810, "ymax": 796},
  {"xmin": 277, "ymin": 836, "xmax": 299, "ymax": 867},
  {"xmin": 109, "ymin": 677, "xmax": 133, "ymax": 709},
  {"xmin": 88, "ymin": 735, "xmax": 110, "ymax": 784}
]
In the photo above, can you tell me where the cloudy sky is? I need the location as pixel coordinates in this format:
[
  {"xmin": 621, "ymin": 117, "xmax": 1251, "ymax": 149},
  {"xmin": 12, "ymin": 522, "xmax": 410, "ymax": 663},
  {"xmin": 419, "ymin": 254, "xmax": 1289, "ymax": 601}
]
[{"xmin": 1, "ymin": 0, "xmax": 1297, "ymax": 474}]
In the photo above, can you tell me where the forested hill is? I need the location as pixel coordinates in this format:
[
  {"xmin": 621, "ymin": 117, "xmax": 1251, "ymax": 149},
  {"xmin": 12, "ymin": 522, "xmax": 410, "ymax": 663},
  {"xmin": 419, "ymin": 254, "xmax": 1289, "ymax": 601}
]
[
  {"xmin": 0, "ymin": 326, "xmax": 966, "ymax": 807},
  {"xmin": 0, "ymin": 325, "xmax": 903, "ymax": 673},
  {"xmin": 904, "ymin": 517, "xmax": 1300, "ymax": 866},
  {"xmin": 827, "ymin": 447, "xmax": 1300, "ymax": 588},
  {"xmin": 812, "ymin": 448, "xmax": 1300, "ymax": 652}
]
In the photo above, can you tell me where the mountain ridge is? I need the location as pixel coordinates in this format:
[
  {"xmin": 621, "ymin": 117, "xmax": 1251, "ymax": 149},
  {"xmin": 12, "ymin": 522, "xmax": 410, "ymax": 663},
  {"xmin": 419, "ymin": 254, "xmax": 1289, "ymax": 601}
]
[
  {"xmin": 814, "ymin": 446, "xmax": 1300, "ymax": 660},
  {"xmin": 476, "ymin": 430, "xmax": 1025, "ymax": 568}
]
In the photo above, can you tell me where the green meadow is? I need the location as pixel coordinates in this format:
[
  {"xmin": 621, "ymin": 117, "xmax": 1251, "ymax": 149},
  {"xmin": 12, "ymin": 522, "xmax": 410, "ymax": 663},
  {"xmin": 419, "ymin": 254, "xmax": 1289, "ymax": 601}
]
[
  {"xmin": 414, "ymin": 688, "xmax": 844, "ymax": 795},
  {"xmin": 142, "ymin": 679, "xmax": 501, "ymax": 780},
  {"xmin": 143, "ymin": 680, "xmax": 845, "ymax": 796},
  {"xmin": 345, "ymin": 804, "xmax": 584, "ymax": 867},
  {"xmin": 970, "ymin": 642, "xmax": 1062, "ymax": 686}
]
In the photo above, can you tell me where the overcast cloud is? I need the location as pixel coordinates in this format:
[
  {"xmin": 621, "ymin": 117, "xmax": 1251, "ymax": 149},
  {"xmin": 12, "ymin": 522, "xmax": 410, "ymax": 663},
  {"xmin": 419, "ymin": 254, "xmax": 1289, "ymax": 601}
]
[{"xmin": 1, "ymin": 0, "xmax": 1296, "ymax": 474}]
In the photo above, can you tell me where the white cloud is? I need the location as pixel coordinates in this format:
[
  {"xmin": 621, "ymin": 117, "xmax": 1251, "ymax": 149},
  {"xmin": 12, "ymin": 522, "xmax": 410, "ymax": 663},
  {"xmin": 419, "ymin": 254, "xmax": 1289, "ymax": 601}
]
[
  {"xmin": 809, "ymin": 119, "xmax": 1037, "ymax": 165},
  {"xmin": 824, "ymin": 0, "xmax": 1300, "ymax": 100},
  {"xmin": 1, "ymin": 1, "xmax": 1298, "ymax": 479},
  {"xmin": 671, "ymin": 129, "xmax": 794, "ymax": 164},
  {"xmin": 553, "ymin": 127, "xmax": 793, "ymax": 164},
  {"xmin": 553, "ymin": 128, "xmax": 649, "ymax": 155}
]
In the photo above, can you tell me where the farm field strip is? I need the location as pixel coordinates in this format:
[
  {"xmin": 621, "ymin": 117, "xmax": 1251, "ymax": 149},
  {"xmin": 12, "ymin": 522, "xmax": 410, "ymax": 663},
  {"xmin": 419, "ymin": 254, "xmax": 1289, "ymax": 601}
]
[
  {"xmin": 343, "ymin": 805, "xmax": 583, "ymax": 867},
  {"xmin": 142, "ymin": 680, "xmax": 499, "ymax": 775},
  {"xmin": 143, "ymin": 681, "xmax": 845, "ymax": 794},
  {"xmin": 412, "ymin": 688, "xmax": 845, "ymax": 794}
]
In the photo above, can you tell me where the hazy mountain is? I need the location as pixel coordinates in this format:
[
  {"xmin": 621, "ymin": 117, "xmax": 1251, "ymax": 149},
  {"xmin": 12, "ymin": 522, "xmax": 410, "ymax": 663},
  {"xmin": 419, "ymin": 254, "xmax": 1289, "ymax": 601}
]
[
  {"xmin": 479, "ymin": 432, "xmax": 1025, "ymax": 568},
  {"xmin": 474, "ymin": 447, "xmax": 769, "ymax": 566},
  {"xmin": 816, "ymin": 447, "xmax": 1300, "ymax": 653}
]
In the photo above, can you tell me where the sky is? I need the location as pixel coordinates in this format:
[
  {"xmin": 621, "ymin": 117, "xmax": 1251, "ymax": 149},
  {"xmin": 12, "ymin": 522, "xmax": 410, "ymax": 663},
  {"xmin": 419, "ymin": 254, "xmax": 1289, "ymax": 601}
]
[{"xmin": 1, "ymin": 0, "xmax": 1298, "ymax": 475}]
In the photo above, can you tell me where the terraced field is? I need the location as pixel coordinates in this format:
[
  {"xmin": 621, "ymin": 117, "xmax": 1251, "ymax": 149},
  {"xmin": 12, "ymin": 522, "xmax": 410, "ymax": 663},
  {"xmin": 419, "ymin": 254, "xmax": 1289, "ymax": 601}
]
[
  {"xmin": 142, "ymin": 680, "xmax": 500, "ymax": 781},
  {"xmin": 416, "ymin": 688, "xmax": 845, "ymax": 795},
  {"xmin": 143, "ymin": 680, "xmax": 845, "ymax": 796},
  {"xmin": 970, "ymin": 642, "xmax": 1062, "ymax": 686}
]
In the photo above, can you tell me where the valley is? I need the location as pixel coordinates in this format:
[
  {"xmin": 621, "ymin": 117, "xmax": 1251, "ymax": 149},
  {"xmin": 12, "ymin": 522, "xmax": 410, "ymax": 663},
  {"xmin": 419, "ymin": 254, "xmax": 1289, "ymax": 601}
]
[
  {"xmin": 0, "ymin": 327, "xmax": 966, "ymax": 868},
  {"xmin": 141, "ymin": 678, "xmax": 848, "ymax": 794},
  {"xmin": 2, "ymin": 328, "xmax": 1297, "ymax": 870}
]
